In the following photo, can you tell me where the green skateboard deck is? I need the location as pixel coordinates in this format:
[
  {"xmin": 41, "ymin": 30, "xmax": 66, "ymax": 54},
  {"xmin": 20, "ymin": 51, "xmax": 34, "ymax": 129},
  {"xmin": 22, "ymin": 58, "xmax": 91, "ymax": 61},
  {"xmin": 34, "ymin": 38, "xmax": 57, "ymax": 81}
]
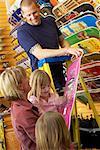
[{"xmin": 65, "ymin": 27, "xmax": 100, "ymax": 45}]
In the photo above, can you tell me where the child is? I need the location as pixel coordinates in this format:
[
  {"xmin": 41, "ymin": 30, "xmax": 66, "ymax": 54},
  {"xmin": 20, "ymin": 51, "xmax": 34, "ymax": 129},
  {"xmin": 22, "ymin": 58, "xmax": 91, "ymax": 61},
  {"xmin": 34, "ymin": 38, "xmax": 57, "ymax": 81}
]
[
  {"xmin": 28, "ymin": 69, "xmax": 68, "ymax": 115},
  {"xmin": 35, "ymin": 111, "xmax": 72, "ymax": 150}
]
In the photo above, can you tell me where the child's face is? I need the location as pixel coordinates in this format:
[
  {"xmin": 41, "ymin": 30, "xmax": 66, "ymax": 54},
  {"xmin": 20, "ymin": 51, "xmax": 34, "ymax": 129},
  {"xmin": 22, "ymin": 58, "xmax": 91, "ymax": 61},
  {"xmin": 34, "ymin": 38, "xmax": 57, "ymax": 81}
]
[{"xmin": 40, "ymin": 84, "xmax": 50, "ymax": 100}]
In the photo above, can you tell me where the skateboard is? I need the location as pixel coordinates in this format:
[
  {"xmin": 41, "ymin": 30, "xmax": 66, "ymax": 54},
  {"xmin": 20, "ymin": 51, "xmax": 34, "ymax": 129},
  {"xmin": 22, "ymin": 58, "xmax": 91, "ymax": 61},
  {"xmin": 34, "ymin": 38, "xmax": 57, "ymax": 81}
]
[
  {"xmin": 96, "ymin": 20, "xmax": 100, "ymax": 29},
  {"xmin": 52, "ymin": 0, "xmax": 96, "ymax": 18},
  {"xmin": 12, "ymin": 38, "xmax": 19, "ymax": 48},
  {"xmin": 0, "ymin": 44, "xmax": 11, "ymax": 51},
  {"xmin": 60, "ymin": 14, "xmax": 97, "ymax": 36},
  {"xmin": 65, "ymin": 27, "xmax": 100, "ymax": 45},
  {"xmin": 56, "ymin": 2, "xmax": 95, "ymax": 27},
  {"xmin": 82, "ymin": 52, "xmax": 100, "ymax": 64},
  {"xmin": 71, "ymin": 37, "xmax": 100, "ymax": 54},
  {"xmin": 0, "ymin": 116, "xmax": 6, "ymax": 150},
  {"xmin": 16, "ymin": 58, "xmax": 31, "ymax": 69},
  {"xmin": 15, "ymin": 52, "xmax": 28, "ymax": 62},
  {"xmin": 95, "ymin": 4, "xmax": 100, "ymax": 19},
  {"xmin": 80, "ymin": 61, "xmax": 100, "ymax": 78},
  {"xmin": 77, "ymin": 92, "xmax": 100, "ymax": 102},
  {"xmin": 13, "ymin": 45, "xmax": 25, "ymax": 53},
  {"xmin": 77, "ymin": 61, "xmax": 100, "ymax": 102},
  {"xmin": 57, "ymin": 11, "xmax": 97, "ymax": 28}
]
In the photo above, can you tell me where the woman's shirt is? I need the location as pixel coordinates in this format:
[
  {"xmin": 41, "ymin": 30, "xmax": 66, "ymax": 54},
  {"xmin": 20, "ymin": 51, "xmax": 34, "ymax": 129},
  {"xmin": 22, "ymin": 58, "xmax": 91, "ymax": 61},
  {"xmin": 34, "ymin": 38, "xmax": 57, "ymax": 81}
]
[{"xmin": 11, "ymin": 99, "xmax": 40, "ymax": 150}]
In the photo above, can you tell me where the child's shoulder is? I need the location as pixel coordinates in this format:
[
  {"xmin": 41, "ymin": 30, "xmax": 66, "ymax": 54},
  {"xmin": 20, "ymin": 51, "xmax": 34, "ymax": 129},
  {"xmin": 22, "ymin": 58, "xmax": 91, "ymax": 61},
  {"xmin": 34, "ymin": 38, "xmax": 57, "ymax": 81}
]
[{"xmin": 28, "ymin": 95, "xmax": 38, "ymax": 105}]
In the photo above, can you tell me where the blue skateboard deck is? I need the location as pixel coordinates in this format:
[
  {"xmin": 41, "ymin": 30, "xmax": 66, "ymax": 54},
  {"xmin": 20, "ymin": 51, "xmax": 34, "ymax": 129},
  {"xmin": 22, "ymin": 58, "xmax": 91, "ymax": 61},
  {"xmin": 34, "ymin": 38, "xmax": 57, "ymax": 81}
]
[{"xmin": 60, "ymin": 14, "xmax": 97, "ymax": 36}]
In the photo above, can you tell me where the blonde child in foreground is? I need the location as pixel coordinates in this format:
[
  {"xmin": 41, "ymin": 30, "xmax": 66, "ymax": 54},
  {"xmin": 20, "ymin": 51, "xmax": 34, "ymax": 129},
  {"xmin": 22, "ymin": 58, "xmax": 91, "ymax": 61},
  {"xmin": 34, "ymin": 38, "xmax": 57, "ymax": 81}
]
[
  {"xmin": 28, "ymin": 69, "xmax": 69, "ymax": 115},
  {"xmin": 35, "ymin": 111, "xmax": 74, "ymax": 150}
]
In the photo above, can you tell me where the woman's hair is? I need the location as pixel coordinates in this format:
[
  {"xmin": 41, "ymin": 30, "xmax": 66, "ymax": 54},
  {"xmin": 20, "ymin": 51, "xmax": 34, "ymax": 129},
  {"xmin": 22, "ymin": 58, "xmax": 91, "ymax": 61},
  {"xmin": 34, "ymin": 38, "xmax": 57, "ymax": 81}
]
[
  {"xmin": 28, "ymin": 69, "xmax": 51, "ymax": 100},
  {"xmin": 0, "ymin": 66, "xmax": 26, "ymax": 100},
  {"xmin": 35, "ymin": 111, "xmax": 71, "ymax": 150}
]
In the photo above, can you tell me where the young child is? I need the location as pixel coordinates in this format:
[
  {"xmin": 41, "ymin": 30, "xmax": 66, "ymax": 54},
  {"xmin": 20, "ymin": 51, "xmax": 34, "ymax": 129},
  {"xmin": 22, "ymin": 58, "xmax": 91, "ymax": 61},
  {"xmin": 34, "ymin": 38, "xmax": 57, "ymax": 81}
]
[
  {"xmin": 35, "ymin": 111, "xmax": 72, "ymax": 150},
  {"xmin": 28, "ymin": 69, "xmax": 68, "ymax": 115}
]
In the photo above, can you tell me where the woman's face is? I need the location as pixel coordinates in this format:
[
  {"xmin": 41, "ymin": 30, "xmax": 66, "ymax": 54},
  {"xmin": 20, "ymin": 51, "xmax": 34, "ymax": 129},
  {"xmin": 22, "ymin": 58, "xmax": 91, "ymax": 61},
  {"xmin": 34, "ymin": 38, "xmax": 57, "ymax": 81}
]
[{"xmin": 21, "ymin": 76, "xmax": 30, "ymax": 94}]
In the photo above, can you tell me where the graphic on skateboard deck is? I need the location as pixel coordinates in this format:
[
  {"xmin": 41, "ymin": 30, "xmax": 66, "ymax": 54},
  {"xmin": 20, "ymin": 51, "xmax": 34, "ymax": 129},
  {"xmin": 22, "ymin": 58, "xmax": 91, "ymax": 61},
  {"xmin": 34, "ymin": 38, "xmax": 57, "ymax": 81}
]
[
  {"xmin": 71, "ymin": 37, "xmax": 100, "ymax": 54},
  {"xmin": 60, "ymin": 14, "xmax": 97, "ymax": 36},
  {"xmin": 56, "ymin": 3, "xmax": 95, "ymax": 27},
  {"xmin": 65, "ymin": 27, "xmax": 100, "ymax": 45},
  {"xmin": 52, "ymin": 0, "xmax": 96, "ymax": 18},
  {"xmin": 82, "ymin": 52, "xmax": 100, "ymax": 64}
]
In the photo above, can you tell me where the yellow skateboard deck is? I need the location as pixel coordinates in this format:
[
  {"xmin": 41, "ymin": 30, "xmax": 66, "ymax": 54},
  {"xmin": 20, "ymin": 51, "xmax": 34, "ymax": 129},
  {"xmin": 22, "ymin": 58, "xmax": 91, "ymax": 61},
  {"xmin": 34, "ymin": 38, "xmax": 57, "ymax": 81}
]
[{"xmin": 72, "ymin": 37, "xmax": 100, "ymax": 53}]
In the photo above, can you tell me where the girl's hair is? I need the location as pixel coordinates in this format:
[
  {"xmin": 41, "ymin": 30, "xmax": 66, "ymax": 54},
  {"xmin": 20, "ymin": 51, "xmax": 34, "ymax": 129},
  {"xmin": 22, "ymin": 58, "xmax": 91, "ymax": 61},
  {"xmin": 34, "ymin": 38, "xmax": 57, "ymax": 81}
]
[
  {"xmin": 28, "ymin": 69, "xmax": 51, "ymax": 100},
  {"xmin": 0, "ymin": 66, "xmax": 26, "ymax": 100},
  {"xmin": 35, "ymin": 111, "xmax": 71, "ymax": 150}
]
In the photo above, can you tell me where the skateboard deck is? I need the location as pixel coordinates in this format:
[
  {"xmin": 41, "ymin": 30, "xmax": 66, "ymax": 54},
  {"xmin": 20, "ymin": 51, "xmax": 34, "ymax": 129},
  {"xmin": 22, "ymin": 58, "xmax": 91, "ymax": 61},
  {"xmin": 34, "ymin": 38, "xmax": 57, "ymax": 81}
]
[
  {"xmin": 56, "ymin": 3, "xmax": 95, "ymax": 27},
  {"xmin": 15, "ymin": 52, "xmax": 28, "ymax": 62},
  {"xmin": 71, "ymin": 37, "xmax": 100, "ymax": 54},
  {"xmin": 65, "ymin": 27, "xmax": 100, "ymax": 45},
  {"xmin": 52, "ymin": 0, "xmax": 96, "ymax": 18},
  {"xmin": 96, "ymin": 20, "xmax": 100, "ymax": 29},
  {"xmin": 80, "ymin": 61, "xmax": 100, "ymax": 79},
  {"xmin": 0, "ymin": 116, "xmax": 6, "ymax": 150},
  {"xmin": 13, "ymin": 45, "xmax": 25, "ymax": 53},
  {"xmin": 82, "ymin": 52, "xmax": 100, "ymax": 64},
  {"xmin": 77, "ymin": 60, "xmax": 100, "ymax": 102},
  {"xmin": 58, "ymin": 11, "xmax": 97, "ymax": 28},
  {"xmin": 60, "ymin": 14, "xmax": 97, "ymax": 36},
  {"xmin": 16, "ymin": 58, "xmax": 31, "ymax": 69}
]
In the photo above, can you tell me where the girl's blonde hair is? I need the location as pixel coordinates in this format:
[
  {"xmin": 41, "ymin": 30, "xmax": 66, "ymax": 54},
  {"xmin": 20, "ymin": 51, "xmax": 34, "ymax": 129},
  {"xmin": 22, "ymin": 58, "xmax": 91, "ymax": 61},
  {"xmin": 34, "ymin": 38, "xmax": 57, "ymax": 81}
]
[
  {"xmin": 0, "ymin": 66, "xmax": 26, "ymax": 100},
  {"xmin": 28, "ymin": 69, "xmax": 51, "ymax": 100},
  {"xmin": 35, "ymin": 111, "xmax": 71, "ymax": 150}
]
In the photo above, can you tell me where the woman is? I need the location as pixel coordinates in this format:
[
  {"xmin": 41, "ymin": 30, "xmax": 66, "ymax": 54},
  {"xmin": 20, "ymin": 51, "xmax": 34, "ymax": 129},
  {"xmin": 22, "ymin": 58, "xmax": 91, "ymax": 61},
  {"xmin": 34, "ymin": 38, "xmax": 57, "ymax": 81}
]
[{"xmin": 0, "ymin": 66, "xmax": 40, "ymax": 150}]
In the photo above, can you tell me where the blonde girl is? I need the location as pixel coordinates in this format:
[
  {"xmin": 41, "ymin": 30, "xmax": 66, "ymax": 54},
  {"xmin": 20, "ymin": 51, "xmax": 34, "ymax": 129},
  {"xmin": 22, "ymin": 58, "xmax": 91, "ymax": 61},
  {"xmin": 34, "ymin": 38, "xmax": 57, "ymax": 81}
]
[
  {"xmin": 0, "ymin": 66, "xmax": 39, "ymax": 150},
  {"xmin": 28, "ymin": 69, "xmax": 67, "ymax": 114},
  {"xmin": 35, "ymin": 111, "xmax": 72, "ymax": 150}
]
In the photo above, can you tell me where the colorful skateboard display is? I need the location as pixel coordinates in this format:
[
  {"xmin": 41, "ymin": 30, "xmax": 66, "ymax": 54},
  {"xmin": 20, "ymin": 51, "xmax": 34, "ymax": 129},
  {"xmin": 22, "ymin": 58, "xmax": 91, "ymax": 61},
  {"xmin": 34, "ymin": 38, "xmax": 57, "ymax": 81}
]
[
  {"xmin": 65, "ymin": 27, "xmax": 100, "ymax": 45},
  {"xmin": 56, "ymin": 3, "xmax": 95, "ymax": 27},
  {"xmin": 71, "ymin": 37, "xmax": 100, "ymax": 54},
  {"xmin": 60, "ymin": 14, "xmax": 97, "ymax": 36}
]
